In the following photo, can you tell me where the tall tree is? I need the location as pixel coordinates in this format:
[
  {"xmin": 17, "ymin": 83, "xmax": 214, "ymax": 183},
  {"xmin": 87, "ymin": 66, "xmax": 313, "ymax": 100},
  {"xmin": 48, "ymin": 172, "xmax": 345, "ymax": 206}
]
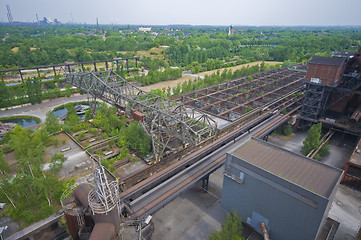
[
  {"xmin": 0, "ymin": 80, "xmax": 10, "ymax": 108},
  {"xmin": 45, "ymin": 112, "xmax": 61, "ymax": 134},
  {"xmin": 0, "ymin": 149, "xmax": 10, "ymax": 174}
]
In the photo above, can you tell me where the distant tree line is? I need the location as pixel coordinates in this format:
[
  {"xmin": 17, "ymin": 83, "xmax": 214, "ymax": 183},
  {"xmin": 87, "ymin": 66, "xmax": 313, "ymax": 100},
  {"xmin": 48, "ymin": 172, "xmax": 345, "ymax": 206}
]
[{"xmin": 0, "ymin": 25, "xmax": 359, "ymax": 71}]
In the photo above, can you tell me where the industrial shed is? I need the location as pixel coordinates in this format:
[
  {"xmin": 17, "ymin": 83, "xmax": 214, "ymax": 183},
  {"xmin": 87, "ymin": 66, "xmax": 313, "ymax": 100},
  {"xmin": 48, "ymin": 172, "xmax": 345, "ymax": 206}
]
[
  {"xmin": 221, "ymin": 138, "xmax": 343, "ymax": 240},
  {"xmin": 305, "ymin": 56, "xmax": 346, "ymax": 86}
]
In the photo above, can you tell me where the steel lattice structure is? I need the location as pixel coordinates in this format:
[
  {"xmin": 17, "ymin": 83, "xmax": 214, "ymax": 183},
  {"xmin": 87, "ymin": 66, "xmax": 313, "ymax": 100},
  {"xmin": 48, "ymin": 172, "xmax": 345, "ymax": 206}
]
[
  {"xmin": 66, "ymin": 70, "xmax": 217, "ymax": 161},
  {"xmin": 88, "ymin": 164, "xmax": 121, "ymax": 215},
  {"xmin": 301, "ymin": 72, "xmax": 361, "ymax": 121}
]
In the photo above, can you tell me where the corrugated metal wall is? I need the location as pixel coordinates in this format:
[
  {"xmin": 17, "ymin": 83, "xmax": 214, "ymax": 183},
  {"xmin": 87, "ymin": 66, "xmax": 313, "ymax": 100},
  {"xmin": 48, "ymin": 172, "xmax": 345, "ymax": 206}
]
[{"xmin": 221, "ymin": 154, "xmax": 330, "ymax": 240}]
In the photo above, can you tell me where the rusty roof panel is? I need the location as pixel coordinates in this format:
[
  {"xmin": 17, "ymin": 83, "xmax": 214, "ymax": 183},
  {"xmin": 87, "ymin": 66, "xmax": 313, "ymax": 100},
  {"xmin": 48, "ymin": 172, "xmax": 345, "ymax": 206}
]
[
  {"xmin": 231, "ymin": 138, "xmax": 342, "ymax": 198},
  {"xmin": 309, "ymin": 56, "xmax": 346, "ymax": 67}
]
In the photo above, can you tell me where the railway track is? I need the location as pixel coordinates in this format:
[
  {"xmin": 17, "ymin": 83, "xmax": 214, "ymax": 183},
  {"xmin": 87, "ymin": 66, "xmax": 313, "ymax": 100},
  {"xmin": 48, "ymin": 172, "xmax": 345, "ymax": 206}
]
[
  {"xmin": 119, "ymin": 89, "xmax": 303, "ymax": 195},
  {"xmin": 129, "ymin": 112, "xmax": 292, "ymax": 219}
]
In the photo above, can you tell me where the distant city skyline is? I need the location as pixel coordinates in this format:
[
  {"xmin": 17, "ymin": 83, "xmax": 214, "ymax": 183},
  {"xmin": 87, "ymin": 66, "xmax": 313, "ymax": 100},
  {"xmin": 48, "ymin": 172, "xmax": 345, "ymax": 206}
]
[{"xmin": 1, "ymin": 0, "xmax": 361, "ymax": 26}]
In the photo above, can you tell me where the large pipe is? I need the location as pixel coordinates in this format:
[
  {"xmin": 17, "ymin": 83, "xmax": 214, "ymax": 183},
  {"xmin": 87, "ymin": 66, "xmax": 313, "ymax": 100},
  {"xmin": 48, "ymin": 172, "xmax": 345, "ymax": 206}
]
[{"xmin": 260, "ymin": 222, "xmax": 270, "ymax": 240}]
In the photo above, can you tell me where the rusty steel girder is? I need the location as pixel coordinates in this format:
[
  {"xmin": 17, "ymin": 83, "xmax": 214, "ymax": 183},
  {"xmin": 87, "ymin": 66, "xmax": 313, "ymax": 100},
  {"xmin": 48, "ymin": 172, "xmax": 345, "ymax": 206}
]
[{"xmin": 66, "ymin": 70, "xmax": 217, "ymax": 161}]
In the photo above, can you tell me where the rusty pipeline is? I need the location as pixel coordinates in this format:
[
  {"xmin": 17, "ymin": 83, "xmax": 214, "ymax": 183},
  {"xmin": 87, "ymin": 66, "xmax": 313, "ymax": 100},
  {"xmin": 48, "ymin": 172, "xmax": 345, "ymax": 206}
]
[{"xmin": 260, "ymin": 221, "xmax": 270, "ymax": 240}]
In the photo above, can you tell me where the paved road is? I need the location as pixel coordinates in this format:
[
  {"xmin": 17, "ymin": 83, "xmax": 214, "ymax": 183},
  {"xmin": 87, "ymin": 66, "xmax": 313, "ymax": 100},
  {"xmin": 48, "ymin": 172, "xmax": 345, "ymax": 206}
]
[{"xmin": 0, "ymin": 94, "xmax": 89, "ymax": 123}]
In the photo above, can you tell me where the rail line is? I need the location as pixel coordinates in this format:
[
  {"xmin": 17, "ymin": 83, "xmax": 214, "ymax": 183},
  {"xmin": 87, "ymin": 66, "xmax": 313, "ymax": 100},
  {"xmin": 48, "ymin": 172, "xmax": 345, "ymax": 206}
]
[
  {"xmin": 120, "ymin": 99, "xmax": 302, "ymax": 219},
  {"xmin": 129, "ymin": 112, "xmax": 291, "ymax": 219},
  {"xmin": 119, "ymin": 89, "xmax": 303, "ymax": 195}
]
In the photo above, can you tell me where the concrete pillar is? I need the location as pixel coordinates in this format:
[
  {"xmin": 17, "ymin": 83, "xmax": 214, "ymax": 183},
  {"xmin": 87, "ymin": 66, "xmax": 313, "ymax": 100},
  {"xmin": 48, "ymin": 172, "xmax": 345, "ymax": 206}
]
[
  {"xmin": 202, "ymin": 175, "xmax": 209, "ymax": 192},
  {"xmin": 94, "ymin": 62, "xmax": 97, "ymax": 72}
]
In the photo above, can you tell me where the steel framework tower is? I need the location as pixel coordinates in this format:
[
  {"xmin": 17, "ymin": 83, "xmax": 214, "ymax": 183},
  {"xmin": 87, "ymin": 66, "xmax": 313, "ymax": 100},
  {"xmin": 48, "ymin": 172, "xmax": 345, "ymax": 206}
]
[
  {"xmin": 66, "ymin": 70, "xmax": 217, "ymax": 161},
  {"xmin": 6, "ymin": 5, "xmax": 13, "ymax": 23},
  {"xmin": 88, "ymin": 164, "xmax": 121, "ymax": 215}
]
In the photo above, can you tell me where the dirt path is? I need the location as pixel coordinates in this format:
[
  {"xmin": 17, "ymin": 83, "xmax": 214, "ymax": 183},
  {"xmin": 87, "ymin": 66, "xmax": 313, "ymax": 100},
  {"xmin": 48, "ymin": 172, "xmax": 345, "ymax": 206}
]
[{"xmin": 140, "ymin": 61, "xmax": 281, "ymax": 92}]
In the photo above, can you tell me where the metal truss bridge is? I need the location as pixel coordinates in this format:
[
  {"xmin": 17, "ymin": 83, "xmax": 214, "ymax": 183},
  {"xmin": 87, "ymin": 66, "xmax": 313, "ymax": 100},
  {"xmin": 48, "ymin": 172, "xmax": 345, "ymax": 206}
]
[{"xmin": 65, "ymin": 70, "xmax": 217, "ymax": 161}]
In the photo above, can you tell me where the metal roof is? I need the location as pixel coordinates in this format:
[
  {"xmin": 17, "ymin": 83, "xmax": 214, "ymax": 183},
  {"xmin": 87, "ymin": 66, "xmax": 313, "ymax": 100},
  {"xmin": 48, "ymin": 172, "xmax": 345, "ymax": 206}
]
[
  {"xmin": 231, "ymin": 138, "xmax": 342, "ymax": 198},
  {"xmin": 309, "ymin": 56, "xmax": 346, "ymax": 67}
]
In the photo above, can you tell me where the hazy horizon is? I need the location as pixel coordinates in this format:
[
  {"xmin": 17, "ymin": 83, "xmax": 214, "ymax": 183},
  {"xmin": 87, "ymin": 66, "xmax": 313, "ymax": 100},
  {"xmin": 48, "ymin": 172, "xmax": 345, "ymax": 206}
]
[{"xmin": 1, "ymin": 0, "xmax": 360, "ymax": 26}]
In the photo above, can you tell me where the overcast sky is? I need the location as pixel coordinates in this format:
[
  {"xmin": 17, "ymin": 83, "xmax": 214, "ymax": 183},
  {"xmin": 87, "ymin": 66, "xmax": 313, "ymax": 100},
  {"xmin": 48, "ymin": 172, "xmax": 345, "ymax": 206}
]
[{"xmin": 1, "ymin": 0, "xmax": 360, "ymax": 26}]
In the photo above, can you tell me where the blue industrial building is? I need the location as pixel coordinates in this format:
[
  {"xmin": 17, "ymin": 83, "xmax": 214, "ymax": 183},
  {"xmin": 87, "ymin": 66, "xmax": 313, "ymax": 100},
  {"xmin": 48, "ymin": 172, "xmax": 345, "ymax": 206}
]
[{"xmin": 221, "ymin": 138, "xmax": 343, "ymax": 240}]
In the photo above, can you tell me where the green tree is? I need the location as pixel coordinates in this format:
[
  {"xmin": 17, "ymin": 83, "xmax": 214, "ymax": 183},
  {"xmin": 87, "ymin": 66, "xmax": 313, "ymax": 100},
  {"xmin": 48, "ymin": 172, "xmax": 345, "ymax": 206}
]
[
  {"xmin": 301, "ymin": 122, "xmax": 328, "ymax": 160},
  {"xmin": 0, "ymin": 80, "xmax": 10, "ymax": 108},
  {"xmin": 301, "ymin": 123, "xmax": 322, "ymax": 156},
  {"xmin": 49, "ymin": 153, "xmax": 67, "ymax": 174},
  {"xmin": 0, "ymin": 149, "xmax": 10, "ymax": 174},
  {"xmin": 0, "ymin": 125, "xmax": 66, "ymax": 225},
  {"xmin": 283, "ymin": 124, "xmax": 293, "ymax": 136},
  {"xmin": 65, "ymin": 104, "xmax": 79, "ymax": 127},
  {"xmin": 45, "ymin": 112, "xmax": 61, "ymax": 134},
  {"xmin": 125, "ymin": 121, "xmax": 151, "ymax": 158},
  {"xmin": 209, "ymin": 211, "xmax": 244, "ymax": 240},
  {"xmin": 65, "ymin": 84, "xmax": 72, "ymax": 97}
]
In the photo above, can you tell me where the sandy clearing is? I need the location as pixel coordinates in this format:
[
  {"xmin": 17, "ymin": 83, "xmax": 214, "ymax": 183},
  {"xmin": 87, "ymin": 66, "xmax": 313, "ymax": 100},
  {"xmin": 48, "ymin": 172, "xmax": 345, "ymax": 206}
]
[{"xmin": 139, "ymin": 61, "xmax": 282, "ymax": 92}]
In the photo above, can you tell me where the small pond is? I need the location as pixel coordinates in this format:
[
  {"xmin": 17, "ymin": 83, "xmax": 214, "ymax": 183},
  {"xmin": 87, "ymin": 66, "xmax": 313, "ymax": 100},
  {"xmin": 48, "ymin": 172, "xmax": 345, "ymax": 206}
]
[
  {"xmin": 1, "ymin": 118, "xmax": 39, "ymax": 128},
  {"xmin": 52, "ymin": 102, "xmax": 100, "ymax": 119}
]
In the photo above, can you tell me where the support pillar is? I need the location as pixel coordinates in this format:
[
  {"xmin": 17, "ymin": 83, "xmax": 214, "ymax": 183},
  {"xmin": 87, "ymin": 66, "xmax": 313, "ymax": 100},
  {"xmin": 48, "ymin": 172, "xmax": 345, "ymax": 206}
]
[
  {"xmin": 105, "ymin": 61, "xmax": 108, "ymax": 70},
  {"xmin": 52, "ymin": 66, "xmax": 57, "ymax": 77},
  {"xmin": 81, "ymin": 63, "xmax": 85, "ymax": 72},
  {"xmin": 126, "ymin": 59, "xmax": 129, "ymax": 70},
  {"xmin": 88, "ymin": 94, "xmax": 97, "ymax": 118},
  {"xmin": 67, "ymin": 65, "xmax": 71, "ymax": 73},
  {"xmin": 135, "ymin": 58, "xmax": 138, "ymax": 68},
  {"xmin": 19, "ymin": 70, "xmax": 24, "ymax": 81},
  {"xmin": 264, "ymin": 135, "xmax": 268, "ymax": 142},
  {"xmin": 202, "ymin": 175, "xmax": 209, "ymax": 192},
  {"xmin": 94, "ymin": 62, "xmax": 97, "ymax": 72}
]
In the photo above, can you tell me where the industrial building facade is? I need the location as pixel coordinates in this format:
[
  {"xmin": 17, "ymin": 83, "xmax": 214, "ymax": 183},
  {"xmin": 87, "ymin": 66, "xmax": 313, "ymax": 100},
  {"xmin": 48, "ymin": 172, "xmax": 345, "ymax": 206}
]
[{"xmin": 221, "ymin": 138, "xmax": 343, "ymax": 240}]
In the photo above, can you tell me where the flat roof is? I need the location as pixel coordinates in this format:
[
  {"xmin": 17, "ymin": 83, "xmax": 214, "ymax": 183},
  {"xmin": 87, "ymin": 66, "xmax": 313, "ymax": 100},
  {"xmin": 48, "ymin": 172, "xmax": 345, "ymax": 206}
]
[
  {"xmin": 231, "ymin": 138, "xmax": 343, "ymax": 198},
  {"xmin": 309, "ymin": 56, "xmax": 346, "ymax": 67}
]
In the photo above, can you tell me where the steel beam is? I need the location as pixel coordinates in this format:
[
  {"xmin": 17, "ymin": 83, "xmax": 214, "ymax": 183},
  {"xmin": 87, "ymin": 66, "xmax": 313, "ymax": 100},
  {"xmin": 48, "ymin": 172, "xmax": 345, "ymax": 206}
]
[{"xmin": 66, "ymin": 70, "xmax": 217, "ymax": 161}]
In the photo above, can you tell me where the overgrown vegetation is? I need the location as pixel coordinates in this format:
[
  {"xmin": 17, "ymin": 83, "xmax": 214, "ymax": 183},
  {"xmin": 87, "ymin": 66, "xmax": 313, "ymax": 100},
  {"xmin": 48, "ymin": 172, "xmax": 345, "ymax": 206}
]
[
  {"xmin": 273, "ymin": 123, "xmax": 293, "ymax": 137},
  {"xmin": 301, "ymin": 123, "xmax": 329, "ymax": 160},
  {"xmin": 0, "ymin": 77, "xmax": 79, "ymax": 108},
  {"xmin": 209, "ymin": 211, "xmax": 244, "ymax": 240},
  {"xmin": 128, "ymin": 67, "xmax": 182, "ymax": 86},
  {"xmin": 0, "ymin": 126, "xmax": 68, "ymax": 226}
]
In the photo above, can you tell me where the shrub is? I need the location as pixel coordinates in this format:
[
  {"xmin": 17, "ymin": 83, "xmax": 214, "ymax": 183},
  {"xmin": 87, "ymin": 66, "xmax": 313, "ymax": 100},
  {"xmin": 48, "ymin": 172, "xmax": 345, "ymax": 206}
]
[{"xmin": 283, "ymin": 124, "xmax": 293, "ymax": 136}]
